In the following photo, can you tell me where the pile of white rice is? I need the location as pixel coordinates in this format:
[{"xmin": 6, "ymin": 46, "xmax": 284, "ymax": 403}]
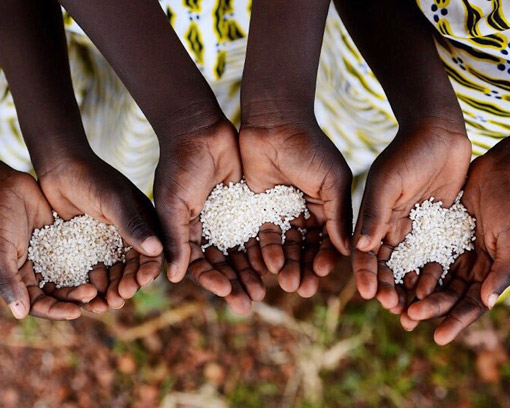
[
  {"xmin": 387, "ymin": 193, "xmax": 476, "ymax": 285},
  {"xmin": 200, "ymin": 181, "xmax": 310, "ymax": 254},
  {"xmin": 28, "ymin": 212, "xmax": 129, "ymax": 288}
]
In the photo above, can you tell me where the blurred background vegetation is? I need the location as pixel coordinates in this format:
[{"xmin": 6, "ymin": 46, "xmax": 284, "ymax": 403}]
[{"xmin": 1, "ymin": 258, "xmax": 509, "ymax": 408}]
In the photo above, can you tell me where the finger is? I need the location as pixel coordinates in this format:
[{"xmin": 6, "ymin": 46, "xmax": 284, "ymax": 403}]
[
  {"xmin": 404, "ymin": 271, "xmax": 419, "ymax": 291},
  {"xmin": 84, "ymin": 296, "xmax": 109, "ymax": 314},
  {"xmin": 407, "ymin": 276, "xmax": 469, "ymax": 321},
  {"xmin": 390, "ymin": 285, "xmax": 409, "ymax": 315},
  {"xmin": 376, "ymin": 263, "xmax": 399, "ymax": 309},
  {"xmin": 434, "ymin": 283, "xmax": 486, "ymax": 346},
  {"xmin": 481, "ymin": 257, "xmax": 510, "ymax": 310},
  {"xmin": 0, "ymin": 251, "xmax": 30, "ymax": 319},
  {"xmin": 245, "ymin": 238, "xmax": 268, "ymax": 277},
  {"xmin": 297, "ymin": 228, "xmax": 321, "ymax": 298},
  {"xmin": 278, "ymin": 227, "xmax": 303, "ymax": 293},
  {"xmin": 108, "ymin": 193, "xmax": 163, "ymax": 257},
  {"xmin": 297, "ymin": 267, "xmax": 320, "ymax": 298},
  {"xmin": 229, "ymin": 250, "xmax": 265, "ymax": 302},
  {"xmin": 224, "ymin": 279, "xmax": 253, "ymax": 315},
  {"xmin": 259, "ymin": 223, "xmax": 285, "ymax": 274},
  {"xmin": 136, "ymin": 253, "xmax": 163, "ymax": 287},
  {"xmin": 416, "ymin": 263, "xmax": 444, "ymax": 300},
  {"xmin": 313, "ymin": 231, "xmax": 340, "ymax": 278},
  {"xmin": 320, "ymin": 163, "xmax": 353, "ymax": 256},
  {"xmin": 20, "ymin": 263, "xmax": 81, "ymax": 320},
  {"xmin": 106, "ymin": 262, "xmax": 125, "ymax": 309},
  {"xmin": 189, "ymin": 244, "xmax": 232, "ymax": 297},
  {"xmin": 352, "ymin": 247, "xmax": 379, "ymax": 300},
  {"xmin": 43, "ymin": 283, "xmax": 97, "ymax": 304},
  {"xmin": 400, "ymin": 312, "xmax": 420, "ymax": 332},
  {"xmin": 157, "ymin": 198, "xmax": 191, "ymax": 283},
  {"xmin": 376, "ymin": 243, "xmax": 399, "ymax": 309},
  {"xmin": 89, "ymin": 264, "xmax": 109, "ymax": 295},
  {"xmin": 354, "ymin": 172, "xmax": 394, "ymax": 253},
  {"xmin": 118, "ymin": 251, "xmax": 140, "ymax": 299}
]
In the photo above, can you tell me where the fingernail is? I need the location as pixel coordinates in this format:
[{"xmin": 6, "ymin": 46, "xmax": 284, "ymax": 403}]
[
  {"xmin": 141, "ymin": 237, "xmax": 163, "ymax": 256},
  {"xmin": 9, "ymin": 301, "xmax": 27, "ymax": 320},
  {"xmin": 167, "ymin": 264, "xmax": 178, "ymax": 282},
  {"xmin": 488, "ymin": 293, "xmax": 499, "ymax": 310},
  {"xmin": 356, "ymin": 235, "xmax": 370, "ymax": 251}
]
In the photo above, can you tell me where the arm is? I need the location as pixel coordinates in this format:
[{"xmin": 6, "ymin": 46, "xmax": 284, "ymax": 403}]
[
  {"xmin": 241, "ymin": 0, "xmax": 330, "ymax": 125},
  {"xmin": 239, "ymin": 0, "xmax": 353, "ymax": 297},
  {"xmin": 336, "ymin": 0, "xmax": 472, "ymax": 307},
  {"xmin": 57, "ymin": 0, "xmax": 223, "ymax": 140},
  {"xmin": 334, "ymin": 0, "xmax": 463, "ymax": 128},
  {"xmin": 55, "ymin": 0, "xmax": 265, "ymax": 313},
  {"xmin": 0, "ymin": 0, "xmax": 164, "ymax": 311},
  {"xmin": 0, "ymin": 0, "xmax": 92, "ymax": 171}
]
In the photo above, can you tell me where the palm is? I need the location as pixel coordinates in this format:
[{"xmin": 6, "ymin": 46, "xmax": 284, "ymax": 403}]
[
  {"xmin": 154, "ymin": 120, "xmax": 266, "ymax": 315},
  {"xmin": 404, "ymin": 145, "xmax": 510, "ymax": 345},
  {"xmin": 353, "ymin": 122, "xmax": 471, "ymax": 310},
  {"xmin": 37, "ymin": 155, "xmax": 163, "ymax": 313},
  {"xmin": 239, "ymin": 123, "xmax": 352, "ymax": 297},
  {"xmin": 0, "ymin": 170, "xmax": 92, "ymax": 320}
]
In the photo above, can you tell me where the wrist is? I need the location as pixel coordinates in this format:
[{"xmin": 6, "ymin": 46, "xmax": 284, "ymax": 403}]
[
  {"xmin": 154, "ymin": 100, "xmax": 226, "ymax": 149},
  {"xmin": 31, "ymin": 137, "xmax": 97, "ymax": 180},
  {"xmin": 241, "ymin": 97, "xmax": 316, "ymax": 130}
]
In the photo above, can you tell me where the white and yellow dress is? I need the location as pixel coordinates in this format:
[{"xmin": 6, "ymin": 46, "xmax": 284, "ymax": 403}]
[{"xmin": 0, "ymin": 0, "xmax": 509, "ymax": 198}]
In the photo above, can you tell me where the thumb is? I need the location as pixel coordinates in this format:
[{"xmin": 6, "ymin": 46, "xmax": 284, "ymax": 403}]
[
  {"xmin": 0, "ymin": 253, "xmax": 30, "ymax": 319},
  {"xmin": 109, "ymin": 196, "xmax": 163, "ymax": 258},
  {"xmin": 481, "ymin": 256, "xmax": 510, "ymax": 310},
  {"xmin": 157, "ymin": 198, "xmax": 192, "ymax": 283},
  {"xmin": 354, "ymin": 172, "xmax": 395, "ymax": 252}
]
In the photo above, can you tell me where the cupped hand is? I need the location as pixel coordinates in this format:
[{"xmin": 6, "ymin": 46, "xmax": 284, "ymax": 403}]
[
  {"xmin": 155, "ymin": 119, "xmax": 266, "ymax": 315},
  {"xmin": 352, "ymin": 118, "xmax": 472, "ymax": 310},
  {"xmin": 36, "ymin": 153, "xmax": 164, "ymax": 313},
  {"xmin": 403, "ymin": 138, "xmax": 510, "ymax": 345},
  {"xmin": 0, "ymin": 163, "xmax": 96, "ymax": 320},
  {"xmin": 239, "ymin": 120, "xmax": 352, "ymax": 298}
]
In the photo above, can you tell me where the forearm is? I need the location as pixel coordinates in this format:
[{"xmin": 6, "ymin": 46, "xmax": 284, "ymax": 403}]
[
  {"xmin": 334, "ymin": 0, "xmax": 464, "ymax": 130},
  {"xmin": 58, "ymin": 0, "xmax": 223, "ymax": 143},
  {"xmin": 241, "ymin": 0, "xmax": 331, "ymax": 126},
  {"xmin": 0, "ymin": 0, "xmax": 93, "ymax": 172}
]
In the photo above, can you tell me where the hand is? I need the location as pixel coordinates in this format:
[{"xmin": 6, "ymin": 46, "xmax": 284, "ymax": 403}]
[
  {"xmin": 0, "ymin": 163, "xmax": 97, "ymax": 320},
  {"xmin": 352, "ymin": 118, "xmax": 471, "ymax": 310},
  {"xmin": 239, "ymin": 120, "xmax": 352, "ymax": 298},
  {"xmin": 403, "ymin": 138, "xmax": 510, "ymax": 345},
  {"xmin": 155, "ymin": 120, "xmax": 266, "ymax": 315},
  {"xmin": 37, "ymin": 153, "xmax": 164, "ymax": 312}
]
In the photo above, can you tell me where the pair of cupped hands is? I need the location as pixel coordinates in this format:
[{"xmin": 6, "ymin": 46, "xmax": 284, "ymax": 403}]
[{"xmin": 2, "ymin": 109, "xmax": 508, "ymax": 346}]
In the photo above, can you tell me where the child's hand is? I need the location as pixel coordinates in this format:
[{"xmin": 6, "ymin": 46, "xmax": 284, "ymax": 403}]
[
  {"xmin": 404, "ymin": 138, "xmax": 510, "ymax": 345},
  {"xmin": 353, "ymin": 119, "xmax": 471, "ymax": 309},
  {"xmin": 0, "ymin": 163, "xmax": 95, "ymax": 320},
  {"xmin": 37, "ymin": 153, "xmax": 164, "ymax": 313},
  {"xmin": 239, "ymin": 121, "xmax": 352, "ymax": 297},
  {"xmin": 154, "ymin": 120, "xmax": 266, "ymax": 315}
]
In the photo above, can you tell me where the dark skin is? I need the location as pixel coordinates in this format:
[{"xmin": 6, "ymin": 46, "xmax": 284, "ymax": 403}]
[
  {"xmin": 401, "ymin": 138, "xmax": 510, "ymax": 345},
  {"xmin": 334, "ymin": 0, "xmax": 472, "ymax": 310},
  {"xmin": 0, "ymin": 0, "xmax": 164, "ymax": 315},
  {"xmin": 0, "ymin": 161, "xmax": 87, "ymax": 320},
  {"xmin": 240, "ymin": 0, "xmax": 353, "ymax": 297},
  {"xmin": 55, "ymin": 0, "xmax": 266, "ymax": 314}
]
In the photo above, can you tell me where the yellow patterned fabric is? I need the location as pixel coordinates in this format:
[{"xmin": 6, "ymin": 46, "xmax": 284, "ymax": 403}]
[
  {"xmin": 417, "ymin": 0, "xmax": 510, "ymax": 155},
  {"xmin": 0, "ymin": 1, "xmax": 509, "ymax": 198}
]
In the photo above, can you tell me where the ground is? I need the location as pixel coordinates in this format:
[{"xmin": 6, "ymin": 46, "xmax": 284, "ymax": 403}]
[{"xmin": 1, "ymin": 259, "xmax": 509, "ymax": 408}]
